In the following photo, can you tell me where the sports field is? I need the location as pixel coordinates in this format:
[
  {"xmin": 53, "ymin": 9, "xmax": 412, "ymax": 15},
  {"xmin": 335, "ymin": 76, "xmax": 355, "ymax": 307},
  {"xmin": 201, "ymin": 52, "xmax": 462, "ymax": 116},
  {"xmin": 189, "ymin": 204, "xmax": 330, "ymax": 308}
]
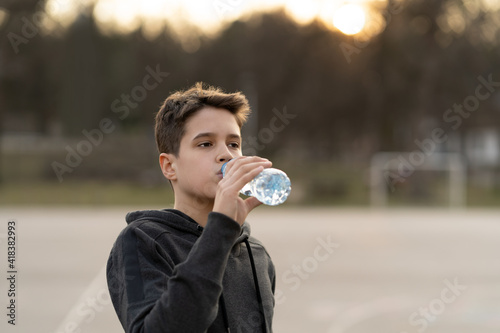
[{"xmin": 1, "ymin": 207, "xmax": 499, "ymax": 333}]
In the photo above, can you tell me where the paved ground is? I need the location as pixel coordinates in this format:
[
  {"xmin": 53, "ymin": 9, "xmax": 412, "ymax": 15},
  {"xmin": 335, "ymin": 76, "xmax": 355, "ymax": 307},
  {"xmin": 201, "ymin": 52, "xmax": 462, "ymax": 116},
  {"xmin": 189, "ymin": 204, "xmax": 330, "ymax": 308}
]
[{"xmin": 0, "ymin": 207, "xmax": 499, "ymax": 333}]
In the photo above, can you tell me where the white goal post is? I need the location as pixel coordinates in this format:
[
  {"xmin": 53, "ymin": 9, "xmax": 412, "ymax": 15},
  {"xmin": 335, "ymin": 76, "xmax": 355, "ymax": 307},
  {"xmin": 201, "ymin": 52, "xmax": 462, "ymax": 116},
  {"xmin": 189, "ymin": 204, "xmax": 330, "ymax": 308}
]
[{"xmin": 370, "ymin": 152, "xmax": 467, "ymax": 208}]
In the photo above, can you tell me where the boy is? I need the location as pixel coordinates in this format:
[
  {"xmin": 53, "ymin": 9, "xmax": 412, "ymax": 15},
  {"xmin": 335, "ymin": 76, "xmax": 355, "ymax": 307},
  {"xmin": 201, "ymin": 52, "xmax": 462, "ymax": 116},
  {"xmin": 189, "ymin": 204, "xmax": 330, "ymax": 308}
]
[{"xmin": 106, "ymin": 82, "xmax": 275, "ymax": 333}]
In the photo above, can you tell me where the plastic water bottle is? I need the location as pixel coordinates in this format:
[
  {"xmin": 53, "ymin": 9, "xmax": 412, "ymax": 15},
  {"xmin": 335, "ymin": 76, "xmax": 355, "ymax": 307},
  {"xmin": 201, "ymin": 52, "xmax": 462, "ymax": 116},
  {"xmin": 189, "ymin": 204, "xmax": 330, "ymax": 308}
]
[{"xmin": 221, "ymin": 162, "xmax": 291, "ymax": 206}]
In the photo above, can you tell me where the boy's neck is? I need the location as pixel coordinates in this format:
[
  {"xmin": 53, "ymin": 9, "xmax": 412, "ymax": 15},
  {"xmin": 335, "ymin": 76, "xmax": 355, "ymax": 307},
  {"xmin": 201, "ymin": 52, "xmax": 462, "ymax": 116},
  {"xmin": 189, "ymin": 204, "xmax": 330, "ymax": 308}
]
[{"xmin": 173, "ymin": 198, "xmax": 214, "ymax": 227}]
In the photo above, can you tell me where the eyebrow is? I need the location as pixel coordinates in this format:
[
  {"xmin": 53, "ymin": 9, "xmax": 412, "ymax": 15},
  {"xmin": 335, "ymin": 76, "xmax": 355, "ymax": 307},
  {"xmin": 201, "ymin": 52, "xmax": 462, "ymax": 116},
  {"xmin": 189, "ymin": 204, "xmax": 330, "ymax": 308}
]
[{"xmin": 192, "ymin": 132, "xmax": 241, "ymax": 141}]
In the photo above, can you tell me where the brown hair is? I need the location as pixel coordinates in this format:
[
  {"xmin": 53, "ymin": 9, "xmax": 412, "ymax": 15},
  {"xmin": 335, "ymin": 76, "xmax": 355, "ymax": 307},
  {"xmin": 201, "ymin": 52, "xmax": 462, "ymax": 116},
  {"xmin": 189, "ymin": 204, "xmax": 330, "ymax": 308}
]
[{"xmin": 155, "ymin": 82, "xmax": 250, "ymax": 155}]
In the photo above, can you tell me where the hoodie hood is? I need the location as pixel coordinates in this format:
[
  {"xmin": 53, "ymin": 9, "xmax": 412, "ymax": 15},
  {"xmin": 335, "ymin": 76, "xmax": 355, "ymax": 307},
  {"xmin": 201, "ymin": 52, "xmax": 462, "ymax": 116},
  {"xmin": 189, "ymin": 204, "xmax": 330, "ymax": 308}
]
[{"xmin": 125, "ymin": 208, "xmax": 251, "ymax": 244}]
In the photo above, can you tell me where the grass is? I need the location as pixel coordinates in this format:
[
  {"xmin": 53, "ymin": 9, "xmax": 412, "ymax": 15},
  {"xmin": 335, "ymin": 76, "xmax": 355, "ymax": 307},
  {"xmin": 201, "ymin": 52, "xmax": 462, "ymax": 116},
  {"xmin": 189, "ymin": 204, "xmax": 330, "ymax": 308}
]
[
  {"xmin": 0, "ymin": 181, "xmax": 175, "ymax": 206},
  {"xmin": 1, "ymin": 154, "xmax": 499, "ymax": 207},
  {"xmin": 1, "ymin": 179, "xmax": 499, "ymax": 207}
]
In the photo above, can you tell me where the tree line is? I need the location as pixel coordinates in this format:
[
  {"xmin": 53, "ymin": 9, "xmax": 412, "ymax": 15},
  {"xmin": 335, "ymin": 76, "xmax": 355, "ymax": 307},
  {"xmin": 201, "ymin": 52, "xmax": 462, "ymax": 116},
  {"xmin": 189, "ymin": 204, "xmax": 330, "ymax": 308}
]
[{"xmin": 1, "ymin": 0, "xmax": 499, "ymax": 166}]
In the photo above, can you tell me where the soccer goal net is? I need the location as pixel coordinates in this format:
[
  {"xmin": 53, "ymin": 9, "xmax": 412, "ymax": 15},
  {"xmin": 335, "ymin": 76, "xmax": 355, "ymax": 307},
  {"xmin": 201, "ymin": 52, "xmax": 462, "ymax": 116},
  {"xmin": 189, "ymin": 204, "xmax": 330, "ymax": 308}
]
[{"xmin": 370, "ymin": 152, "xmax": 467, "ymax": 208}]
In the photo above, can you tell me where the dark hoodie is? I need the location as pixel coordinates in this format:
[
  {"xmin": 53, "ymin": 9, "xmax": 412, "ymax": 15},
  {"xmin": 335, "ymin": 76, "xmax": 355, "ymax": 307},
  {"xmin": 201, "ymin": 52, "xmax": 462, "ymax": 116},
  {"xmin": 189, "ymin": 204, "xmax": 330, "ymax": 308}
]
[{"xmin": 106, "ymin": 209, "xmax": 275, "ymax": 333}]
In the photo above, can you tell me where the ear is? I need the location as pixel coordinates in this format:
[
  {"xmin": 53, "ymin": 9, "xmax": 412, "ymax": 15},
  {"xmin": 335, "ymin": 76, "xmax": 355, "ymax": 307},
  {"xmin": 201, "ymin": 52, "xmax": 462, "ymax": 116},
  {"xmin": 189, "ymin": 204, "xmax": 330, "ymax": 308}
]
[{"xmin": 159, "ymin": 153, "xmax": 177, "ymax": 181}]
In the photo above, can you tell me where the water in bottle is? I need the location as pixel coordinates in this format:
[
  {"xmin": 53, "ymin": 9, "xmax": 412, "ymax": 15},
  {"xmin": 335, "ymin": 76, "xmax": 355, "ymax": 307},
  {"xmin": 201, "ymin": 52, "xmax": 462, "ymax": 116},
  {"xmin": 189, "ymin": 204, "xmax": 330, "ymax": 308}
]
[{"xmin": 221, "ymin": 162, "xmax": 291, "ymax": 206}]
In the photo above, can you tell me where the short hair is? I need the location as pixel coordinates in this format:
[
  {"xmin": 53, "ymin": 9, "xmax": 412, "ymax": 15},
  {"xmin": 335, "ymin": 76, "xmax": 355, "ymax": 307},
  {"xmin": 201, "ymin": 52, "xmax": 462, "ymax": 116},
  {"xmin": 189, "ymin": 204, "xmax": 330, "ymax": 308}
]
[{"xmin": 155, "ymin": 82, "xmax": 250, "ymax": 155}]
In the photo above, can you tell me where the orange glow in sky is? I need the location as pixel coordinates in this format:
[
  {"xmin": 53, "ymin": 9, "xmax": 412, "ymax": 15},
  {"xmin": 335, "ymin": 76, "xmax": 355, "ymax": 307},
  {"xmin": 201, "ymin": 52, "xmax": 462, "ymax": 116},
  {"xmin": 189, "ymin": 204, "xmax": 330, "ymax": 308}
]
[{"xmin": 43, "ymin": 0, "xmax": 380, "ymax": 38}]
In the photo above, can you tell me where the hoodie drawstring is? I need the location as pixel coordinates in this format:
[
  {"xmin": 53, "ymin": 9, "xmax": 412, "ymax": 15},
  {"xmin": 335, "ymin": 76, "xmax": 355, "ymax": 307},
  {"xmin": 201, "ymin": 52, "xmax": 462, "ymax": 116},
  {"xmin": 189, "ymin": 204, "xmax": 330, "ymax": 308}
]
[
  {"xmin": 244, "ymin": 238, "xmax": 268, "ymax": 333},
  {"xmin": 219, "ymin": 294, "xmax": 231, "ymax": 333},
  {"xmin": 219, "ymin": 239, "xmax": 268, "ymax": 333}
]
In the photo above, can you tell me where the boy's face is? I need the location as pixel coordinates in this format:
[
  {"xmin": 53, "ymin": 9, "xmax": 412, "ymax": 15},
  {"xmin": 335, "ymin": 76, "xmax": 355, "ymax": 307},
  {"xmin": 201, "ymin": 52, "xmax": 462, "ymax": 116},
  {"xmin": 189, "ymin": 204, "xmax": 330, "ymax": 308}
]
[{"xmin": 167, "ymin": 106, "xmax": 242, "ymax": 204}]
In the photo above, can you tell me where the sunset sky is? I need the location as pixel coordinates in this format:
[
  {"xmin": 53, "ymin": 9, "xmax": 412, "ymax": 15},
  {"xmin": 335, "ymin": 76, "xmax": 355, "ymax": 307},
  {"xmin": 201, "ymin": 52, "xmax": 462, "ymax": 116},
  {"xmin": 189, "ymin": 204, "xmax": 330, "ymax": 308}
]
[
  {"xmin": 36, "ymin": 0, "xmax": 500, "ymax": 47},
  {"xmin": 44, "ymin": 0, "xmax": 388, "ymax": 37}
]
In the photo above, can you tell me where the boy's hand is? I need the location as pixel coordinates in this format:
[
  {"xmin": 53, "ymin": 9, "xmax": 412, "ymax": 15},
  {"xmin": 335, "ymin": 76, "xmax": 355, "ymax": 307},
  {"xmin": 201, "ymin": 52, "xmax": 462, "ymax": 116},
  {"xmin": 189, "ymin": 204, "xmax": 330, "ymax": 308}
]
[{"xmin": 213, "ymin": 156, "xmax": 272, "ymax": 225}]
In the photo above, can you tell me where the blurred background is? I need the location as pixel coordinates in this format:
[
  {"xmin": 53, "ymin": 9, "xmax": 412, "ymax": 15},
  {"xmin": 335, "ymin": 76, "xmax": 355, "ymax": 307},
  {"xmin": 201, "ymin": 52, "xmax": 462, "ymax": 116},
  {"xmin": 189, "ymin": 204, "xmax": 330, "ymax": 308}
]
[
  {"xmin": 1, "ymin": 0, "xmax": 499, "ymax": 207},
  {"xmin": 1, "ymin": 1, "xmax": 500, "ymax": 333}
]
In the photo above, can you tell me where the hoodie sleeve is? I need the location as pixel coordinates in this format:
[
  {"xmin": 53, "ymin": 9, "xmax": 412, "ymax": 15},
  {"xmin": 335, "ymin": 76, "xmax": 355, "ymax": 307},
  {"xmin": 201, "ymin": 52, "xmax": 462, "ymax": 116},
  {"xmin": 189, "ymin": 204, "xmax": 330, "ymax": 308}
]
[{"xmin": 106, "ymin": 212, "xmax": 241, "ymax": 333}]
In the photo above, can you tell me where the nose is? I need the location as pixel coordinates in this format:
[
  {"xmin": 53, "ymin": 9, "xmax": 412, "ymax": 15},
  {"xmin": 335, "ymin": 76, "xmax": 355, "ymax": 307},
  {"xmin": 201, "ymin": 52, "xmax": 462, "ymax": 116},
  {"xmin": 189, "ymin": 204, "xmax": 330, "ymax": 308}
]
[
  {"xmin": 217, "ymin": 145, "xmax": 234, "ymax": 163},
  {"xmin": 218, "ymin": 152, "xmax": 233, "ymax": 163}
]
